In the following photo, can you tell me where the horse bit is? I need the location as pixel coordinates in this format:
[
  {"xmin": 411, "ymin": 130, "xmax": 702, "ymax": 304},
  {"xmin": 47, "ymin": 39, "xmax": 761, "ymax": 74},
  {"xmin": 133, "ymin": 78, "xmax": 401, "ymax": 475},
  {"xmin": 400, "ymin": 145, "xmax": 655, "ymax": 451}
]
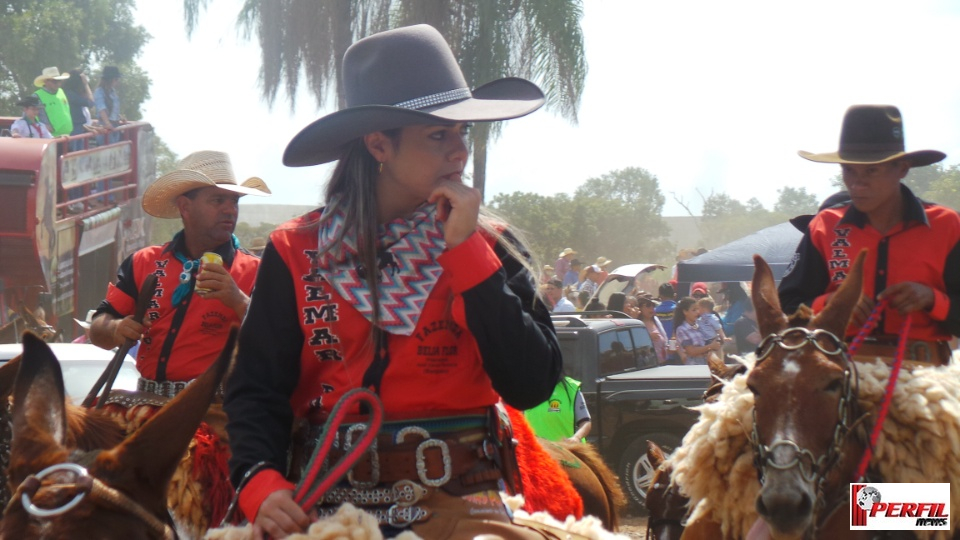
[
  {"xmin": 16, "ymin": 462, "xmax": 176, "ymax": 540},
  {"xmin": 750, "ymin": 327, "xmax": 863, "ymax": 524}
]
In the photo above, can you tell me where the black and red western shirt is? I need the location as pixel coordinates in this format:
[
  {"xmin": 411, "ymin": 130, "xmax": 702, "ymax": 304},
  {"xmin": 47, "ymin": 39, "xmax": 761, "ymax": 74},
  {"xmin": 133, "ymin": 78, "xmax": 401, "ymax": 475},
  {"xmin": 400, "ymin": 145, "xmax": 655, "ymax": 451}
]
[
  {"xmin": 97, "ymin": 232, "xmax": 260, "ymax": 381},
  {"xmin": 779, "ymin": 185, "xmax": 960, "ymax": 340}
]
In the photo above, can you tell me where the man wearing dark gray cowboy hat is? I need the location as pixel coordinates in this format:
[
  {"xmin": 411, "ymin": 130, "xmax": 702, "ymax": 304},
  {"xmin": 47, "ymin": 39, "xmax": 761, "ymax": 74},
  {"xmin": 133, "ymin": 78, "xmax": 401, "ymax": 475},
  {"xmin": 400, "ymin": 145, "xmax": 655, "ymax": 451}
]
[
  {"xmin": 225, "ymin": 24, "xmax": 563, "ymax": 540},
  {"xmin": 90, "ymin": 150, "xmax": 270, "ymax": 389},
  {"xmin": 779, "ymin": 105, "xmax": 960, "ymax": 365}
]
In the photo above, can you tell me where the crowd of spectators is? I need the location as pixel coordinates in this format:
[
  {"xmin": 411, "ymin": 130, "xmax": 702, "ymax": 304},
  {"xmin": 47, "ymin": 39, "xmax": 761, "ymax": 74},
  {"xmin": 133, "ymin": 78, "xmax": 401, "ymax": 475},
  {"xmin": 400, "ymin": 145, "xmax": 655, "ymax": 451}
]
[{"xmin": 539, "ymin": 245, "xmax": 759, "ymax": 367}]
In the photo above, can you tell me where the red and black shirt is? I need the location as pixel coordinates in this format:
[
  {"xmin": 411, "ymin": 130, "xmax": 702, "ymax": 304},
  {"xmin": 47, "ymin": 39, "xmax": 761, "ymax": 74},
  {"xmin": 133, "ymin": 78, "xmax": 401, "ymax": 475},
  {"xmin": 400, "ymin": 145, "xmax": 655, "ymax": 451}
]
[
  {"xmin": 779, "ymin": 185, "xmax": 960, "ymax": 340},
  {"xmin": 97, "ymin": 232, "xmax": 260, "ymax": 381}
]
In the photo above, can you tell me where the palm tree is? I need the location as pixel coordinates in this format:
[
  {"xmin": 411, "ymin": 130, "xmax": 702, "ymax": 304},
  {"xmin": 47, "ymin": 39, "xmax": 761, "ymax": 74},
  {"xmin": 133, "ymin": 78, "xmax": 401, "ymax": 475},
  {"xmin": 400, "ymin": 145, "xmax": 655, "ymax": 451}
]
[{"xmin": 184, "ymin": 0, "xmax": 586, "ymax": 199}]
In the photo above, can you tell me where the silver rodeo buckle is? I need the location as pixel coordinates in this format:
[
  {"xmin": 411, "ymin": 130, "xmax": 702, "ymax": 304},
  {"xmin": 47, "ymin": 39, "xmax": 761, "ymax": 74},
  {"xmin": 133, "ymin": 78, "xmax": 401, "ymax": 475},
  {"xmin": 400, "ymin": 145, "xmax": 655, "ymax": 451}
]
[
  {"xmin": 396, "ymin": 426, "xmax": 452, "ymax": 487},
  {"xmin": 345, "ymin": 424, "xmax": 379, "ymax": 488},
  {"xmin": 415, "ymin": 439, "xmax": 451, "ymax": 487}
]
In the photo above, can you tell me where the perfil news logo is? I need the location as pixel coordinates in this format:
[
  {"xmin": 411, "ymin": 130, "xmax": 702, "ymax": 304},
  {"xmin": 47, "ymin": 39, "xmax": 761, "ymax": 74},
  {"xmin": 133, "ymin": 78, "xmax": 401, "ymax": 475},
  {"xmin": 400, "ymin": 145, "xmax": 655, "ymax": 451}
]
[{"xmin": 851, "ymin": 483, "xmax": 950, "ymax": 531}]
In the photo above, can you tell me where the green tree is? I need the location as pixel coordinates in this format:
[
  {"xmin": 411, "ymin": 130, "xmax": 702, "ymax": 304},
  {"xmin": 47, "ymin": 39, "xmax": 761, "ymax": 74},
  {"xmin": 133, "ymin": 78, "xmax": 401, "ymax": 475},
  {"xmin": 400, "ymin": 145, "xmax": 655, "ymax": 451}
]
[
  {"xmin": 490, "ymin": 167, "xmax": 672, "ymax": 266},
  {"xmin": 924, "ymin": 164, "xmax": 960, "ymax": 211},
  {"xmin": 773, "ymin": 186, "xmax": 818, "ymax": 216},
  {"xmin": 184, "ymin": 0, "xmax": 587, "ymax": 199},
  {"xmin": 0, "ymin": 1, "xmax": 149, "ymax": 114},
  {"xmin": 700, "ymin": 192, "xmax": 779, "ymax": 248},
  {"xmin": 486, "ymin": 191, "xmax": 571, "ymax": 263}
]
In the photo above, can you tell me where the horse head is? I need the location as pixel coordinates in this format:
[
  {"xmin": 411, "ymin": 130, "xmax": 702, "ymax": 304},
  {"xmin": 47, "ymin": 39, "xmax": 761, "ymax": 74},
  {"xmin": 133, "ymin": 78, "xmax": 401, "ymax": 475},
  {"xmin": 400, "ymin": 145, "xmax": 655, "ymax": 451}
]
[
  {"xmin": 1, "ymin": 328, "xmax": 237, "ymax": 539},
  {"xmin": 746, "ymin": 252, "xmax": 867, "ymax": 539},
  {"xmin": 645, "ymin": 440, "xmax": 685, "ymax": 540}
]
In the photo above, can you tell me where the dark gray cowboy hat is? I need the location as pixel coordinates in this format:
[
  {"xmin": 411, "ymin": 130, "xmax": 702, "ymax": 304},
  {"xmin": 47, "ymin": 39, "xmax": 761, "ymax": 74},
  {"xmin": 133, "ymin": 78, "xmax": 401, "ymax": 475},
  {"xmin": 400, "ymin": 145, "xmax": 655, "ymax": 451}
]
[
  {"xmin": 283, "ymin": 24, "xmax": 545, "ymax": 167},
  {"xmin": 16, "ymin": 95, "xmax": 43, "ymax": 108},
  {"xmin": 798, "ymin": 105, "xmax": 945, "ymax": 168}
]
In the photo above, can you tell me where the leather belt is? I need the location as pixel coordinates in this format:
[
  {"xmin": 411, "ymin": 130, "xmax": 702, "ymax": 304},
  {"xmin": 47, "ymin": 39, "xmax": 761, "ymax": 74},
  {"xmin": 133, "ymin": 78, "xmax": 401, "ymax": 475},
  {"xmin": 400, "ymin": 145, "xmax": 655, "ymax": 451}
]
[
  {"xmin": 137, "ymin": 377, "xmax": 225, "ymax": 399},
  {"xmin": 330, "ymin": 427, "xmax": 499, "ymax": 488},
  {"xmin": 137, "ymin": 377, "xmax": 190, "ymax": 398}
]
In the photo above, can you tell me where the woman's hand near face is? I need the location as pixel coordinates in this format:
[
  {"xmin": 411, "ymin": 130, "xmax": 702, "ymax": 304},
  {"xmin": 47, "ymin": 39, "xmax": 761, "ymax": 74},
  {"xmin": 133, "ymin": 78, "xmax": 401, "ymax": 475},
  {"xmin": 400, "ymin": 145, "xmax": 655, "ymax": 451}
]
[{"xmin": 429, "ymin": 180, "xmax": 480, "ymax": 247}]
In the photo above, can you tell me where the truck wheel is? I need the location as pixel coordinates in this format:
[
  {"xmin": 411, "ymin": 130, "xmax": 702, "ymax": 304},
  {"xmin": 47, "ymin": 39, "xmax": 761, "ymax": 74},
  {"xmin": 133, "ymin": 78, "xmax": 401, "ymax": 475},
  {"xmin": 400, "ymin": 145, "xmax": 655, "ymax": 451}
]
[{"xmin": 617, "ymin": 432, "xmax": 682, "ymax": 513}]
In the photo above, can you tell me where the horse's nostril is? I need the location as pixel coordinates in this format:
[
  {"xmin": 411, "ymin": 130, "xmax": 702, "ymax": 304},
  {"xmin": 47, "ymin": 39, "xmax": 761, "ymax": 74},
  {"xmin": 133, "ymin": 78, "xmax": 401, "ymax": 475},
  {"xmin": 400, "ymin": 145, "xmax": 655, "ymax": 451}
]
[{"xmin": 797, "ymin": 491, "xmax": 813, "ymax": 515}]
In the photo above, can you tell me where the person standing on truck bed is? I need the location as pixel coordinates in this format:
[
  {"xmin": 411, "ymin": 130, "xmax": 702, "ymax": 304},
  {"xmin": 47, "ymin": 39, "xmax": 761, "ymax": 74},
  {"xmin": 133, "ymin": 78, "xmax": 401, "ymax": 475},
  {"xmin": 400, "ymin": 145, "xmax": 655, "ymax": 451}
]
[
  {"xmin": 33, "ymin": 66, "xmax": 73, "ymax": 137},
  {"xmin": 89, "ymin": 151, "xmax": 271, "ymax": 395}
]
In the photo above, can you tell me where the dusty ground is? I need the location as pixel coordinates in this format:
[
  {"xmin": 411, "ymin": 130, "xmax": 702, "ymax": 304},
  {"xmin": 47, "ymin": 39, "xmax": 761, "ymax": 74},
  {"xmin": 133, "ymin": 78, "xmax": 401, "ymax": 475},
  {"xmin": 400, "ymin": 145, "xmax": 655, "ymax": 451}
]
[{"xmin": 617, "ymin": 512, "xmax": 648, "ymax": 538}]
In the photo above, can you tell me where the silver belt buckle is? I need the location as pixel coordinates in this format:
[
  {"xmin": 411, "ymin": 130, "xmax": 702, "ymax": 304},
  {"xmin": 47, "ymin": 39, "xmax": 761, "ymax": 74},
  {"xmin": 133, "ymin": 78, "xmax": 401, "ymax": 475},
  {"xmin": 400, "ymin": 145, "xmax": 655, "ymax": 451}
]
[{"xmin": 345, "ymin": 424, "xmax": 379, "ymax": 488}]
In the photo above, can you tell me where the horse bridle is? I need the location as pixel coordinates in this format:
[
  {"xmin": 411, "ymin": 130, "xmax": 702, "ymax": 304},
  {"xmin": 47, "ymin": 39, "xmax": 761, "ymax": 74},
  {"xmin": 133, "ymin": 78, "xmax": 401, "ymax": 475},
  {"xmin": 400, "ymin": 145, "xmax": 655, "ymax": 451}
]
[
  {"xmin": 14, "ymin": 462, "xmax": 176, "ymax": 540},
  {"xmin": 749, "ymin": 327, "xmax": 866, "ymax": 534}
]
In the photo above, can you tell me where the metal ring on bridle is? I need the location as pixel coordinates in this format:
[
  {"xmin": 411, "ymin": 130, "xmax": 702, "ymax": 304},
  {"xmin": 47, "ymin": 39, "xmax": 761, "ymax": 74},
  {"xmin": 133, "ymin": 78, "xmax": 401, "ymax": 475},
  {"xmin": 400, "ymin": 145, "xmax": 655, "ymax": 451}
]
[
  {"xmin": 21, "ymin": 463, "xmax": 89, "ymax": 518},
  {"xmin": 756, "ymin": 328, "xmax": 846, "ymax": 361}
]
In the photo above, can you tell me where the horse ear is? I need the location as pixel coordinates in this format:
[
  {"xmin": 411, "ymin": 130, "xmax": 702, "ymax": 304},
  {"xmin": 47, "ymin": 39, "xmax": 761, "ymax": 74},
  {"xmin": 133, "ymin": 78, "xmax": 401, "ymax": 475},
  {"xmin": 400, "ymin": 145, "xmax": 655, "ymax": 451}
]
[
  {"xmin": 0, "ymin": 355, "xmax": 22, "ymax": 398},
  {"xmin": 752, "ymin": 255, "xmax": 788, "ymax": 337},
  {"xmin": 105, "ymin": 326, "xmax": 237, "ymax": 497},
  {"xmin": 811, "ymin": 249, "xmax": 867, "ymax": 337},
  {"xmin": 647, "ymin": 440, "xmax": 665, "ymax": 469},
  {"xmin": 8, "ymin": 334, "xmax": 70, "ymax": 485}
]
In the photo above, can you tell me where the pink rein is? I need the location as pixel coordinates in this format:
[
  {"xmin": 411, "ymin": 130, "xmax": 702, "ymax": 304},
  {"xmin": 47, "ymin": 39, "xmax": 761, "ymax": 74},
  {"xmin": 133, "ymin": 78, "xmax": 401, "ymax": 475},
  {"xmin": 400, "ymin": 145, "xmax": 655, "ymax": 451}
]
[{"xmin": 845, "ymin": 298, "xmax": 912, "ymax": 481}]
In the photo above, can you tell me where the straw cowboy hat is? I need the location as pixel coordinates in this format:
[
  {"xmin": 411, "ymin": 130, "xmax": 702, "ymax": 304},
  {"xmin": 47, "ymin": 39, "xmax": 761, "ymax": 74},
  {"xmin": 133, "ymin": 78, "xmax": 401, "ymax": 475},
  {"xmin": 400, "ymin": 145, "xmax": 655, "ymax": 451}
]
[
  {"xmin": 798, "ymin": 105, "xmax": 945, "ymax": 168},
  {"xmin": 283, "ymin": 24, "xmax": 545, "ymax": 167},
  {"xmin": 142, "ymin": 150, "xmax": 271, "ymax": 218},
  {"xmin": 34, "ymin": 67, "xmax": 70, "ymax": 87},
  {"xmin": 558, "ymin": 248, "xmax": 577, "ymax": 258},
  {"xmin": 595, "ymin": 256, "xmax": 613, "ymax": 268}
]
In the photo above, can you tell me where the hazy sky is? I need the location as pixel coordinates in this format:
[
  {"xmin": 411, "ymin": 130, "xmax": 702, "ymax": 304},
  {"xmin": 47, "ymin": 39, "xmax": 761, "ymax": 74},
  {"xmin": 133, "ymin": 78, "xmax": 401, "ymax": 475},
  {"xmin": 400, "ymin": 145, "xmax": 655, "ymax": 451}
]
[{"xmin": 133, "ymin": 0, "xmax": 960, "ymax": 216}]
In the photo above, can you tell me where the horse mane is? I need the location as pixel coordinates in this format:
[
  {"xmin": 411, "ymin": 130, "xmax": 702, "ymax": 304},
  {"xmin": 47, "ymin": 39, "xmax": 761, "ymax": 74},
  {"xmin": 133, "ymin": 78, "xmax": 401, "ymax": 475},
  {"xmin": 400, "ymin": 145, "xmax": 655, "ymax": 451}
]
[
  {"xmin": 786, "ymin": 304, "xmax": 814, "ymax": 328},
  {"xmin": 64, "ymin": 402, "xmax": 126, "ymax": 450}
]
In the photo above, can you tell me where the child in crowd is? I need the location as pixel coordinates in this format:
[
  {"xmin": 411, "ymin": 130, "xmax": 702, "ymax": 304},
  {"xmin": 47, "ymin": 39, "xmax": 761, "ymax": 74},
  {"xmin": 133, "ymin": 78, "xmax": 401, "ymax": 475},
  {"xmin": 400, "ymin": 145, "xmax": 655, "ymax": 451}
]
[
  {"xmin": 696, "ymin": 296, "xmax": 727, "ymax": 344},
  {"xmin": 697, "ymin": 296, "xmax": 728, "ymax": 367}
]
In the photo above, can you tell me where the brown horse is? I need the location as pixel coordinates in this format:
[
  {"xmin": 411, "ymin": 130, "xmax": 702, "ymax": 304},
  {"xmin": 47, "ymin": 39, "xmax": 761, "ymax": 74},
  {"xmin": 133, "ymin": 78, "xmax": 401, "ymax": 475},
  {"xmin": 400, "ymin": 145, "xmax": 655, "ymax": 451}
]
[
  {"xmin": 645, "ymin": 441, "xmax": 685, "ymax": 540},
  {"xmin": 540, "ymin": 438, "xmax": 626, "ymax": 531},
  {"xmin": 743, "ymin": 252, "xmax": 870, "ymax": 539},
  {"xmin": 0, "ymin": 329, "xmax": 234, "ymax": 539}
]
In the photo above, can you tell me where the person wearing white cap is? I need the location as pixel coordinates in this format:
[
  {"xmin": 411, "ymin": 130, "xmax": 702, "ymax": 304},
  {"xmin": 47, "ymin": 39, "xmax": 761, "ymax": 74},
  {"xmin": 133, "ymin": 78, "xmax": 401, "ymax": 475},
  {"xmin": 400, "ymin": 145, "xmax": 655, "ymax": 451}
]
[
  {"xmin": 90, "ymin": 150, "xmax": 271, "ymax": 389},
  {"xmin": 577, "ymin": 264, "xmax": 602, "ymax": 296}
]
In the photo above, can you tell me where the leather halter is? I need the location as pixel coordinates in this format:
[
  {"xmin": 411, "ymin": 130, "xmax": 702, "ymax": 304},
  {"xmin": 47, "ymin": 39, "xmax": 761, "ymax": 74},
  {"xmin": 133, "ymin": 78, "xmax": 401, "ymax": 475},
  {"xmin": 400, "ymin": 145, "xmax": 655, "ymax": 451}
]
[
  {"xmin": 15, "ymin": 462, "xmax": 176, "ymax": 540},
  {"xmin": 749, "ymin": 327, "xmax": 866, "ymax": 536}
]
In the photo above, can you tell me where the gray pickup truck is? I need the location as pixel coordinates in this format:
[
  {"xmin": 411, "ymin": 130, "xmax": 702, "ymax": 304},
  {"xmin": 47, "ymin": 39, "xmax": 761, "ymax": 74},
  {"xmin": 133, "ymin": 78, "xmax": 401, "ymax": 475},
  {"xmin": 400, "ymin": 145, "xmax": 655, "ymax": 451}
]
[{"xmin": 551, "ymin": 313, "xmax": 712, "ymax": 511}]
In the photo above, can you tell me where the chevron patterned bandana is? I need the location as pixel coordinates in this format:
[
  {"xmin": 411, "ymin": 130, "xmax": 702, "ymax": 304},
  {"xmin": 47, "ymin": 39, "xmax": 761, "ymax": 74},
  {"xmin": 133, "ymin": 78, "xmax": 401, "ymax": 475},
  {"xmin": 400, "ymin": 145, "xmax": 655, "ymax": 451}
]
[{"xmin": 315, "ymin": 199, "xmax": 447, "ymax": 336}]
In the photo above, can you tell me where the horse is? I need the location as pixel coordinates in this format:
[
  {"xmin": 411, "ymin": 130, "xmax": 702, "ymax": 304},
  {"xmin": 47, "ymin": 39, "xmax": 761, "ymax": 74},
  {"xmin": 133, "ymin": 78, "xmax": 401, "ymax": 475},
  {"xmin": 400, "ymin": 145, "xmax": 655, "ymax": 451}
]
[
  {"xmin": 0, "ymin": 304, "xmax": 59, "ymax": 344},
  {"xmin": 0, "ymin": 328, "xmax": 234, "ymax": 539},
  {"xmin": 539, "ymin": 438, "xmax": 626, "ymax": 531},
  {"xmin": 645, "ymin": 441, "xmax": 685, "ymax": 540},
  {"xmin": 743, "ymin": 251, "xmax": 872, "ymax": 540},
  {"xmin": 669, "ymin": 252, "xmax": 871, "ymax": 540}
]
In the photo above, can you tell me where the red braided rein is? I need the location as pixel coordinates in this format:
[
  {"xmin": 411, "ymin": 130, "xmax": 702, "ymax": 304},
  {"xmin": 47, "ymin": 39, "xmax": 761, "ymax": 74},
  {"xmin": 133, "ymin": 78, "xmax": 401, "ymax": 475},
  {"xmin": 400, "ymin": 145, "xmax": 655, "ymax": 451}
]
[
  {"xmin": 293, "ymin": 388, "xmax": 384, "ymax": 511},
  {"xmin": 847, "ymin": 298, "xmax": 912, "ymax": 481}
]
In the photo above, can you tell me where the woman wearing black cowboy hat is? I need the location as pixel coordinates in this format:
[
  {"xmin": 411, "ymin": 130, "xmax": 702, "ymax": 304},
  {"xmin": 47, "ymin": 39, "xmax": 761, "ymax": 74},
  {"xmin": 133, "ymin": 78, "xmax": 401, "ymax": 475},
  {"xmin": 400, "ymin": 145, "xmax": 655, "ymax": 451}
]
[
  {"xmin": 224, "ymin": 25, "xmax": 561, "ymax": 539},
  {"xmin": 779, "ymin": 104, "xmax": 959, "ymax": 365}
]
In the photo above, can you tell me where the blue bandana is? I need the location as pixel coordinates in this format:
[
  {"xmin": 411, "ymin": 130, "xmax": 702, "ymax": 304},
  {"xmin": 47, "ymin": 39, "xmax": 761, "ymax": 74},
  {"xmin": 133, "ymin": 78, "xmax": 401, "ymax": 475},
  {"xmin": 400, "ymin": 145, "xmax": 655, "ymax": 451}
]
[{"xmin": 170, "ymin": 234, "xmax": 240, "ymax": 305}]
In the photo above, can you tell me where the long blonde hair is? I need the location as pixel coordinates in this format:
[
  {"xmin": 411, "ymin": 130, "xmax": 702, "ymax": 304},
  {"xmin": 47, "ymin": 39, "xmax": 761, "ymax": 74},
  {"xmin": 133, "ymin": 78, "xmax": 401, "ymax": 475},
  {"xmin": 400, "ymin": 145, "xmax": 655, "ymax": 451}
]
[{"xmin": 319, "ymin": 130, "xmax": 544, "ymax": 330}]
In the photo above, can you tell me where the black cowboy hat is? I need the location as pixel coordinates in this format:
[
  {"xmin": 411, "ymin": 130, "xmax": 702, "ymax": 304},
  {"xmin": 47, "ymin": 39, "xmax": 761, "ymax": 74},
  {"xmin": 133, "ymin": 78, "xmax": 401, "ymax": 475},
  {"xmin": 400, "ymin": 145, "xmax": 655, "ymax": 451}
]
[
  {"xmin": 798, "ymin": 105, "xmax": 945, "ymax": 168},
  {"xmin": 283, "ymin": 24, "xmax": 545, "ymax": 167},
  {"xmin": 16, "ymin": 95, "xmax": 42, "ymax": 108}
]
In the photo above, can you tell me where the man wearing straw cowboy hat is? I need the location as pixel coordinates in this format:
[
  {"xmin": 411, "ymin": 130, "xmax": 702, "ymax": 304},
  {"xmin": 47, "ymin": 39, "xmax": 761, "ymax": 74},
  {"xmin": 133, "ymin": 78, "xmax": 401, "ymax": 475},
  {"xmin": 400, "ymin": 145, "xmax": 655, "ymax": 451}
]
[
  {"xmin": 779, "ymin": 105, "xmax": 960, "ymax": 364},
  {"xmin": 33, "ymin": 66, "xmax": 73, "ymax": 137},
  {"xmin": 90, "ymin": 150, "xmax": 271, "ymax": 394}
]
